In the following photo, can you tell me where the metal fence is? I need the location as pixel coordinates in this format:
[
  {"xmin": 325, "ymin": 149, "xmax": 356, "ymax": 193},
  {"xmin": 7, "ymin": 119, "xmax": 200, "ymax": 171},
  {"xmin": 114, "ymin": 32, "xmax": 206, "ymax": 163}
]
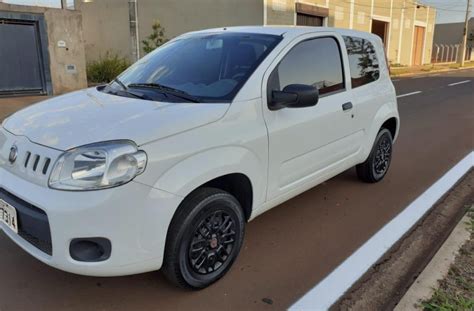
[{"xmin": 432, "ymin": 44, "xmax": 473, "ymax": 63}]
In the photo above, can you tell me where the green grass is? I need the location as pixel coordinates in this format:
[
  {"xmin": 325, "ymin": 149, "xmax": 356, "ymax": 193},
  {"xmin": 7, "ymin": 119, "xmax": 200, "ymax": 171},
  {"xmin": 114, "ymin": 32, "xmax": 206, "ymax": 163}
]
[
  {"xmin": 421, "ymin": 209, "xmax": 474, "ymax": 311},
  {"xmin": 469, "ymin": 209, "xmax": 474, "ymax": 233},
  {"xmin": 421, "ymin": 285, "xmax": 474, "ymax": 311}
]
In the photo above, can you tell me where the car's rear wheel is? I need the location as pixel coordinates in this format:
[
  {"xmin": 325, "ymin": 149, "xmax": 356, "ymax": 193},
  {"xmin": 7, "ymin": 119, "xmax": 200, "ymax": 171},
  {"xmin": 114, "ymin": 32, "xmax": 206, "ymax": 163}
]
[
  {"xmin": 356, "ymin": 128, "xmax": 393, "ymax": 183},
  {"xmin": 162, "ymin": 187, "xmax": 245, "ymax": 289}
]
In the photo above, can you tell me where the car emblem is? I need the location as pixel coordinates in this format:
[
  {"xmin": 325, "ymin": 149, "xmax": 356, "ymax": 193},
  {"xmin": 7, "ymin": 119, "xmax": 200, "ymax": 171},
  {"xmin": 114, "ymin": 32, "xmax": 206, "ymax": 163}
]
[{"xmin": 8, "ymin": 145, "xmax": 18, "ymax": 164}]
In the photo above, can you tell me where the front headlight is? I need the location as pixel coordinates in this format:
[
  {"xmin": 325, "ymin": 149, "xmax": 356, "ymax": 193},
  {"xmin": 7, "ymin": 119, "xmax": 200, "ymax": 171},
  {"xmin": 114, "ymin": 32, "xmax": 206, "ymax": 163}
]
[{"xmin": 49, "ymin": 141, "xmax": 147, "ymax": 191}]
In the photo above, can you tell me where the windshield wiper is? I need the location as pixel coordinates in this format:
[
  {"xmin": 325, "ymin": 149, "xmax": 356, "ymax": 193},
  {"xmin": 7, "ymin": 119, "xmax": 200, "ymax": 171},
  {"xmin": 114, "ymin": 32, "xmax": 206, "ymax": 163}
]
[
  {"xmin": 110, "ymin": 78, "xmax": 149, "ymax": 100},
  {"xmin": 112, "ymin": 78, "xmax": 128, "ymax": 91},
  {"xmin": 127, "ymin": 83, "xmax": 201, "ymax": 103}
]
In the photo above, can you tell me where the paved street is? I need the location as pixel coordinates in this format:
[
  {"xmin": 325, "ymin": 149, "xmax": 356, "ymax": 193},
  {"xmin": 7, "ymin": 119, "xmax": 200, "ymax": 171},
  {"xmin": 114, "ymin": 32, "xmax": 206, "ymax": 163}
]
[{"xmin": 0, "ymin": 69, "xmax": 473, "ymax": 311}]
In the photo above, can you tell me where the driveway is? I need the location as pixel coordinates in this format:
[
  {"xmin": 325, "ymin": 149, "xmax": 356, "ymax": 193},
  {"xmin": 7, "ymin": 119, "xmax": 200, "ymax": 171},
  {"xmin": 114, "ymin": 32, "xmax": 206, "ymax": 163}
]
[{"xmin": 0, "ymin": 96, "xmax": 48, "ymax": 118}]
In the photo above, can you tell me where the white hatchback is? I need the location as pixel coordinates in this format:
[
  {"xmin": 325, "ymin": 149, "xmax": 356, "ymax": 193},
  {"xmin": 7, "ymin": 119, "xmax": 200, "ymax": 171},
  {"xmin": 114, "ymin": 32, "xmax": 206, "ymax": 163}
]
[{"xmin": 0, "ymin": 26, "xmax": 399, "ymax": 289}]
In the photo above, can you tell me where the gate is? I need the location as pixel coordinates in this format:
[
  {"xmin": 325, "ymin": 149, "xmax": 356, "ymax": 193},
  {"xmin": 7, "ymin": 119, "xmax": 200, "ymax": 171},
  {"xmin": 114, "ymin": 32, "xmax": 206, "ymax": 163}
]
[{"xmin": 0, "ymin": 15, "xmax": 50, "ymax": 96}]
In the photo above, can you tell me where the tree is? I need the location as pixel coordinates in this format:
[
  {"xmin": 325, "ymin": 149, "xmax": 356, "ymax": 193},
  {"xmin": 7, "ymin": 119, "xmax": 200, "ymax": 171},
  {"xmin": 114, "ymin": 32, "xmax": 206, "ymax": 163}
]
[{"xmin": 142, "ymin": 20, "xmax": 168, "ymax": 54}]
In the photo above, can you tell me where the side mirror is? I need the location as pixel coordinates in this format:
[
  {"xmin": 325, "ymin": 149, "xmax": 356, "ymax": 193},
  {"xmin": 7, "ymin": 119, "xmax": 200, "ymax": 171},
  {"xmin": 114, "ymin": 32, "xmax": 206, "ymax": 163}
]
[{"xmin": 269, "ymin": 84, "xmax": 319, "ymax": 111}]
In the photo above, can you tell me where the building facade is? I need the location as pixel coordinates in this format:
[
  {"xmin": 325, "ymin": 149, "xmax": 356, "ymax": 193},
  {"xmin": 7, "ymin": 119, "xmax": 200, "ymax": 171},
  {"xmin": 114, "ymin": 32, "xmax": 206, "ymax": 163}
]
[
  {"xmin": 0, "ymin": 2, "xmax": 87, "ymax": 96},
  {"xmin": 75, "ymin": 0, "xmax": 264, "ymax": 63},
  {"xmin": 265, "ymin": 0, "xmax": 436, "ymax": 66},
  {"xmin": 75, "ymin": 0, "xmax": 436, "ymax": 67}
]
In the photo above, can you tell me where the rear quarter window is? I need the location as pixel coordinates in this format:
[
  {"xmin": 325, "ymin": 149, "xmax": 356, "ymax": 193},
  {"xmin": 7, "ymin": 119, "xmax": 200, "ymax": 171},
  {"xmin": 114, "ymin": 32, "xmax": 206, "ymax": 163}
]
[{"xmin": 343, "ymin": 36, "xmax": 380, "ymax": 88}]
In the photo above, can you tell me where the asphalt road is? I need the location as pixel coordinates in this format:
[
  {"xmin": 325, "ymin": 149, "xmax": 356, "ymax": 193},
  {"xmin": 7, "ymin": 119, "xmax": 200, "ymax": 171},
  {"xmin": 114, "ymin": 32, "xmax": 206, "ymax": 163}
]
[{"xmin": 0, "ymin": 69, "xmax": 473, "ymax": 311}]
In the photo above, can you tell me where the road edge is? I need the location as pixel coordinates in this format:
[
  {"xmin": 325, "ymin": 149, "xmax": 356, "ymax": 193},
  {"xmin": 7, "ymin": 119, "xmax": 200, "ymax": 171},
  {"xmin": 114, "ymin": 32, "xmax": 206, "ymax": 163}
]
[
  {"xmin": 332, "ymin": 170, "xmax": 473, "ymax": 310},
  {"xmin": 289, "ymin": 152, "xmax": 473, "ymax": 311},
  {"xmin": 391, "ymin": 65, "xmax": 474, "ymax": 78}
]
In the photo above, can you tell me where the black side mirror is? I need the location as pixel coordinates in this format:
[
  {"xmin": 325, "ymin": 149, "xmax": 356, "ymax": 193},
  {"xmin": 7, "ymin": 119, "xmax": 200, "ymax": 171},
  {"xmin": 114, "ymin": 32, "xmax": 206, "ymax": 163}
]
[{"xmin": 269, "ymin": 84, "xmax": 319, "ymax": 111}]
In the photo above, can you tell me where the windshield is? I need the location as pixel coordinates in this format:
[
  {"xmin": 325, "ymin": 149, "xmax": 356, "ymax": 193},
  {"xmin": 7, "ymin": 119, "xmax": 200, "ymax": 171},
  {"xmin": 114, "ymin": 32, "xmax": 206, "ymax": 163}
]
[{"xmin": 114, "ymin": 32, "xmax": 282, "ymax": 103}]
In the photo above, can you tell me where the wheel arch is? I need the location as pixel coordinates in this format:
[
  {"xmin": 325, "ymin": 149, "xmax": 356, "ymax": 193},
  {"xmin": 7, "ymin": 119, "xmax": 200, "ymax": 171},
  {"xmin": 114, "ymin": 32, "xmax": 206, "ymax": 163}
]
[
  {"xmin": 200, "ymin": 173, "xmax": 253, "ymax": 221},
  {"xmin": 381, "ymin": 117, "xmax": 398, "ymax": 140},
  {"xmin": 153, "ymin": 146, "xmax": 265, "ymax": 221},
  {"xmin": 360, "ymin": 105, "xmax": 399, "ymax": 163}
]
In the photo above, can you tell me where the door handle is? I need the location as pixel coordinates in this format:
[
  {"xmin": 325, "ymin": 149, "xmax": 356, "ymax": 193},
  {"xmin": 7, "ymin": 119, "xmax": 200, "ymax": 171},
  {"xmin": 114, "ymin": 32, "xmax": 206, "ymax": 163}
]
[{"xmin": 342, "ymin": 102, "xmax": 353, "ymax": 111}]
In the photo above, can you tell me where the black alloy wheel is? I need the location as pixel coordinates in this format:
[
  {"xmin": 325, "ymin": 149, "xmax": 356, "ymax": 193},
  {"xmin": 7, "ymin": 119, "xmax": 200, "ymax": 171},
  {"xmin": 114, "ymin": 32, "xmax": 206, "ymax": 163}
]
[
  {"xmin": 372, "ymin": 133, "xmax": 392, "ymax": 178},
  {"xmin": 188, "ymin": 210, "xmax": 237, "ymax": 275},
  {"xmin": 356, "ymin": 128, "xmax": 393, "ymax": 183},
  {"xmin": 162, "ymin": 187, "xmax": 245, "ymax": 289}
]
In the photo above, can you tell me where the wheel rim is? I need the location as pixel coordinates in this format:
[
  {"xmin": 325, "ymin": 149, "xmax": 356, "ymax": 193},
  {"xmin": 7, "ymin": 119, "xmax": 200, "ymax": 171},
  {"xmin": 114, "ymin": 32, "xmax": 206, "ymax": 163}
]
[
  {"xmin": 373, "ymin": 135, "xmax": 392, "ymax": 176},
  {"xmin": 188, "ymin": 210, "xmax": 236, "ymax": 275}
]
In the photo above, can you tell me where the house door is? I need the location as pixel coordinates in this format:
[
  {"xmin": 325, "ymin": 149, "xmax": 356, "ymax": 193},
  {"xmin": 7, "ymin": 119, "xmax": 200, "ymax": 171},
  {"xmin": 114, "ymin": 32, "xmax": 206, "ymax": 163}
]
[
  {"xmin": 371, "ymin": 19, "xmax": 389, "ymax": 48},
  {"xmin": 412, "ymin": 26, "xmax": 425, "ymax": 66}
]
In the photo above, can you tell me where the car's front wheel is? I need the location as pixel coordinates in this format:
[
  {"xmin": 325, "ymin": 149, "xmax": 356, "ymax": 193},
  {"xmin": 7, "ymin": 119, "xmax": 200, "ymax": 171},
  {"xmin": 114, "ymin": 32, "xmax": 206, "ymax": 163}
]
[
  {"xmin": 356, "ymin": 128, "xmax": 393, "ymax": 183},
  {"xmin": 162, "ymin": 187, "xmax": 245, "ymax": 289}
]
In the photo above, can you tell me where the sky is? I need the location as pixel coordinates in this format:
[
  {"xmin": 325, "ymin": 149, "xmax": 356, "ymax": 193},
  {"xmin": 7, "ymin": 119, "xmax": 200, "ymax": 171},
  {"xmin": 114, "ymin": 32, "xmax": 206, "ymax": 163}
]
[
  {"xmin": 1, "ymin": 0, "xmax": 473, "ymax": 24},
  {"xmin": 421, "ymin": 0, "xmax": 473, "ymax": 24}
]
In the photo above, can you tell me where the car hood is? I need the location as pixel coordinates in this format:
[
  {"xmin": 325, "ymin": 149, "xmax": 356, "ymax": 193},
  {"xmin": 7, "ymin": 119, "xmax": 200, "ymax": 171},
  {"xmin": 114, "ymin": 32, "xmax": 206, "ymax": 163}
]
[{"xmin": 2, "ymin": 88, "xmax": 230, "ymax": 150}]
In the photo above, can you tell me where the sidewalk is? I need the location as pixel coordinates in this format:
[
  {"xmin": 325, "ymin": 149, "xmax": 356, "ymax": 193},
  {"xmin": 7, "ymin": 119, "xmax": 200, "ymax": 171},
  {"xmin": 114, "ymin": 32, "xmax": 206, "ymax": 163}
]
[{"xmin": 391, "ymin": 61, "xmax": 474, "ymax": 77}]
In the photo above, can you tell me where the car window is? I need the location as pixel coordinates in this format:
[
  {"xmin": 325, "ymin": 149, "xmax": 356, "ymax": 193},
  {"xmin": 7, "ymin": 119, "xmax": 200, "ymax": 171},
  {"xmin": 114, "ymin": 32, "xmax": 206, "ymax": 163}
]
[
  {"xmin": 343, "ymin": 36, "xmax": 380, "ymax": 88},
  {"xmin": 116, "ymin": 32, "xmax": 282, "ymax": 102},
  {"xmin": 268, "ymin": 37, "xmax": 345, "ymax": 98}
]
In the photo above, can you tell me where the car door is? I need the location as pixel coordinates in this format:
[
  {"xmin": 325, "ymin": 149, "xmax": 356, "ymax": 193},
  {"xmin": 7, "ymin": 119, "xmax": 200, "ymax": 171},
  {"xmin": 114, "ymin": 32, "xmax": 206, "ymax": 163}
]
[
  {"xmin": 343, "ymin": 35, "xmax": 389, "ymax": 140},
  {"xmin": 262, "ymin": 33, "xmax": 364, "ymax": 200}
]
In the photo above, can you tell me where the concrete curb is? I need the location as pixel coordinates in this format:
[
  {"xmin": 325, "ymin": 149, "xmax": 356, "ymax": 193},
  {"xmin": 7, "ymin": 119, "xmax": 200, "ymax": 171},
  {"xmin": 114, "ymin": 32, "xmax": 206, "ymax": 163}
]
[
  {"xmin": 391, "ymin": 66, "xmax": 474, "ymax": 78},
  {"xmin": 394, "ymin": 212, "xmax": 472, "ymax": 311}
]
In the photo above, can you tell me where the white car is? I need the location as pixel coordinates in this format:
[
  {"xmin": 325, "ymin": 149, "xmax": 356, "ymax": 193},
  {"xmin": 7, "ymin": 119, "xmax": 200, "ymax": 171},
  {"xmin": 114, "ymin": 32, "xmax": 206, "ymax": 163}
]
[{"xmin": 0, "ymin": 26, "xmax": 398, "ymax": 289}]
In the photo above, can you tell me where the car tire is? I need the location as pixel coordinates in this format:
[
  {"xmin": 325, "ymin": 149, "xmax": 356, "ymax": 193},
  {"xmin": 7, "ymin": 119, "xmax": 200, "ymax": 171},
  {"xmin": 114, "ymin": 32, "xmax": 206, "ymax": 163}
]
[
  {"xmin": 162, "ymin": 187, "xmax": 245, "ymax": 289},
  {"xmin": 356, "ymin": 128, "xmax": 393, "ymax": 183}
]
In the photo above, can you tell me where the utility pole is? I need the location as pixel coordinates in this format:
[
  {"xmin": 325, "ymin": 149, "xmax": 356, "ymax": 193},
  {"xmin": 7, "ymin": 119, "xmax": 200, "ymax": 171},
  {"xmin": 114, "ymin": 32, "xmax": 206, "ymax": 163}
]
[
  {"xmin": 129, "ymin": 0, "xmax": 140, "ymax": 62},
  {"xmin": 460, "ymin": 0, "xmax": 472, "ymax": 66}
]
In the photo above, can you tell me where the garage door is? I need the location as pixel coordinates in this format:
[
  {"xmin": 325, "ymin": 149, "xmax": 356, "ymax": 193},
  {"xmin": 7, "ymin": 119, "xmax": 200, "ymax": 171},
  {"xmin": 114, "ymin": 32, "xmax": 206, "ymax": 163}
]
[
  {"xmin": 295, "ymin": 3, "xmax": 327, "ymax": 27},
  {"xmin": 297, "ymin": 13, "xmax": 324, "ymax": 26},
  {"xmin": 0, "ymin": 20, "xmax": 46, "ymax": 96}
]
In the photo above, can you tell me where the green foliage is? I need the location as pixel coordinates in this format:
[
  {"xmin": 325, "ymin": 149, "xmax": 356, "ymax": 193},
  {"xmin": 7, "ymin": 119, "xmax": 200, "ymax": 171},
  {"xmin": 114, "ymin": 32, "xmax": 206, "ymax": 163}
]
[
  {"xmin": 421, "ymin": 287, "xmax": 474, "ymax": 311},
  {"xmin": 142, "ymin": 20, "xmax": 168, "ymax": 54},
  {"xmin": 86, "ymin": 53, "xmax": 130, "ymax": 84}
]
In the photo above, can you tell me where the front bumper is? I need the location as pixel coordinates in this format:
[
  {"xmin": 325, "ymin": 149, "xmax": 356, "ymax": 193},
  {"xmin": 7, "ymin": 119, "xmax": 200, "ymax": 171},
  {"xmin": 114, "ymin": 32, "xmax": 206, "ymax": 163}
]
[{"xmin": 0, "ymin": 167, "xmax": 183, "ymax": 277}]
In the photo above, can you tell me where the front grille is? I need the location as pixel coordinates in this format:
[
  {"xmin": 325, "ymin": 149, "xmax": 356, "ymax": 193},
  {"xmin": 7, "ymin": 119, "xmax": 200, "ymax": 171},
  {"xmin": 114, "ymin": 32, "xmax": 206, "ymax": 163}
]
[
  {"xmin": 0, "ymin": 189, "xmax": 52, "ymax": 255},
  {"xmin": 23, "ymin": 151, "xmax": 52, "ymax": 176}
]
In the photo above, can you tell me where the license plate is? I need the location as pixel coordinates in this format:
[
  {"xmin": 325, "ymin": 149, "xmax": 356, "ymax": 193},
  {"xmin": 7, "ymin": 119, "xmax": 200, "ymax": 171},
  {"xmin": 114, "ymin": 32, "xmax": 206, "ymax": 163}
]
[{"xmin": 0, "ymin": 199, "xmax": 18, "ymax": 234}]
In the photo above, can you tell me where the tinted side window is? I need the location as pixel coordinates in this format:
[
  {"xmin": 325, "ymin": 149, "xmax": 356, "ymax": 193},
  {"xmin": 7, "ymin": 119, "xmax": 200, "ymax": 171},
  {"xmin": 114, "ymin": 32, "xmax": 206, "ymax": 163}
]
[
  {"xmin": 343, "ymin": 36, "xmax": 380, "ymax": 88},
  {"xmin": 269, "ymin": 37, "xmax": 345, "ymax": 97}
]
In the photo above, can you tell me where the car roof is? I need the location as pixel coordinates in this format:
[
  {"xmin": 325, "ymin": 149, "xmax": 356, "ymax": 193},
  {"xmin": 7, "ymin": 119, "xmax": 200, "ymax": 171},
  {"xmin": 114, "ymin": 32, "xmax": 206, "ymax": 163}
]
[{"xmin": 184, "ymin": 26, "xmax": 381, "ymax": 42}]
